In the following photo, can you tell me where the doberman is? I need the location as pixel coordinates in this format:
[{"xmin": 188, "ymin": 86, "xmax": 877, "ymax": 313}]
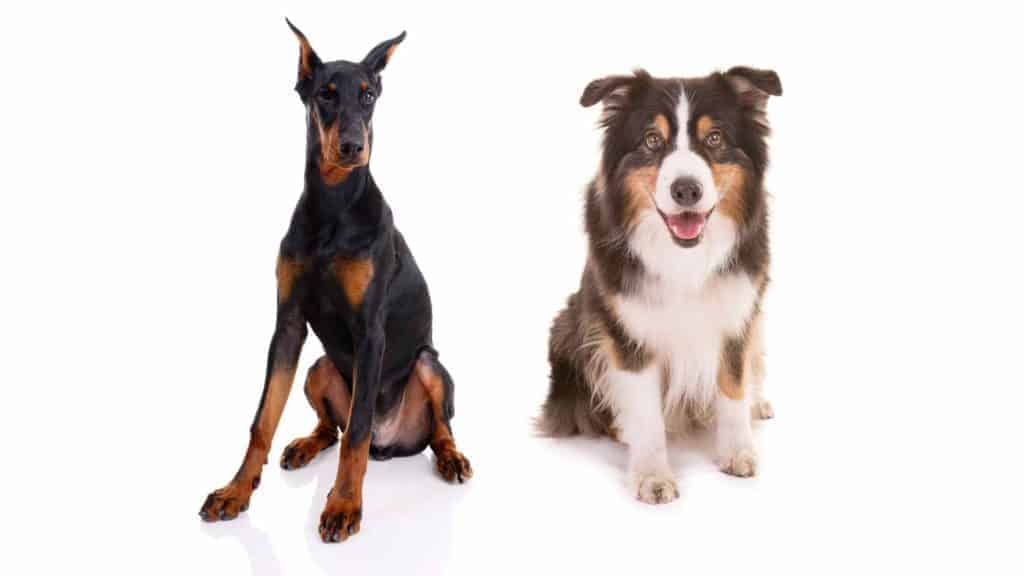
[{"xmin": 199, "ymin": 19, "xmax": 472, "ymax": 543}]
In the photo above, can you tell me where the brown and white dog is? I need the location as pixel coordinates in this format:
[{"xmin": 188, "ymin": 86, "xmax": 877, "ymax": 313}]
[{"xmin": 538, "ymin": 68, "xmax": 781, "ymax": 504}]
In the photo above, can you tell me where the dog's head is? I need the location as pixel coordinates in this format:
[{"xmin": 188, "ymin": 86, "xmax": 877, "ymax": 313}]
[
  {"xmin": 582, "ymin": 68, "xmax": 781, "ymax": 248},
  {"xmin": 287, "ymin": 19, "xmax": 405, "ymax": 186}
]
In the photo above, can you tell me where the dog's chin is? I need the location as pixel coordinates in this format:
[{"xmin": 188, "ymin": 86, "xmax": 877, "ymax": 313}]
[{"xmin": 659, "ymin": 207, "xmax": 714, "ymax": 248}]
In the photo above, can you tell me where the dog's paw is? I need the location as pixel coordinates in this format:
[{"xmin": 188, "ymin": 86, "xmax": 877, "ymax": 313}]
[
  {"xmin": 633, "ymin": 473, "xmax": 679, "ymax": 505},
  {"xmin": 751, "ymin": 399, "xmax": 775, "ymax": 420},
  {"xmin": 318, "ymin": 491, "xmax": 362, "ymax": 543},
  {"xmin": 280, "ymin": 434, "xmax": 337, "ymax": 470},
  {"xmin": 718, "ymin": 447, "xmax": 758, "ymax": 478},
  {"xmin": 199, "ymin": 479, "xmax": 256, "ymax": 521},
  {"xmin": 434, "ymin": 447, "xmax": 473, "ymax": 483}
]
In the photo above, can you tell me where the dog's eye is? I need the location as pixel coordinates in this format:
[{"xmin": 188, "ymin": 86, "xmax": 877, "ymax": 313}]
[
  {"xmin": 705, "ymin": 130, "xmax": 723, "ymax": 148},
  {"xmin": 318, "ymin": 85, "xmax": 337, "ymax": 101},
  {"xmin": 361, "ymin": 90, "xmax": 376, "ymax": 106},
  {"xmin": 643, "ymin": 130, "xmax": 664, "ymax": 151}
]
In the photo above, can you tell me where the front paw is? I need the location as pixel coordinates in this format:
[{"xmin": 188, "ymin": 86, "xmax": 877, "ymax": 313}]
[
  {"xmin": 718, "ymin": 447, "xmax": 758, "ymax": 477},
  {"xmin": 434, "ymin": 448, "xmax": 473, "ymax": 483},
  {"xmin": 632, "ymin": 473, "xmax": 679, "ymax": 505},
  {"xmin": 318, "ymin": 491, "xmax": 362, "ymax": 543},
  {"xmin": 199, "ymin": 479, "xmax": 256, "ymax": 521}
]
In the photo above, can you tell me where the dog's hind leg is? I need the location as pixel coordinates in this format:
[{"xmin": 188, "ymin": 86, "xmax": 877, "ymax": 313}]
[
  {"xmin": 280, "ymin": 356, "xmax": 352, "ymax": 470},
  {"xmin": 411, "ymin": 350, "xmax": 472, "ymax": 483},
  {"xmin": 747, "ymin": 314, "xmax": 774, "ymax": 420}
]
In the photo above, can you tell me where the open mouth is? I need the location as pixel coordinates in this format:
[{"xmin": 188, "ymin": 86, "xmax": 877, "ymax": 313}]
[{"xmin": 659, "ymin": 207, "xmax": 714, "ymax": 247}]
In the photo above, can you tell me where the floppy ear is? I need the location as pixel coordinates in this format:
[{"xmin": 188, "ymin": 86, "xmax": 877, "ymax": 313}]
[
  {"xmin": 362, "ymin": 31, "xmax": 407, "ymax": 75},
  {"xmin": 725, "ymin": 66, "xmax": 782, "ymax": 110},
  {"xmin": 286, "ymin": 18, "xmax": 321, "ymax": 99},
  {"xmin": 580, "ymin": 75, "xmax": 634, "ymax": 107}
]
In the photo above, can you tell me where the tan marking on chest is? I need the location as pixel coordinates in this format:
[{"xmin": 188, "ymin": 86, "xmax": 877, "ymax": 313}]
[{"xmin": 332, "ymin": 257, "xmax": 374, "ymax": 307}]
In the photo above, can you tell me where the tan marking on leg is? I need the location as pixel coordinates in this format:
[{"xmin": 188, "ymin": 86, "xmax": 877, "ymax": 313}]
[
  {"xmin": 718, "ymin": 344, "xmax": 747, "ymax": 401},
  {"xmin": 319, "ymin": 434, "xmax": 369, "ymax": 542},
  {"xmin": 252, "ymin": 367, "xmax": 300, "ymax": 453},
  {"xmin": 201, "ymin": 365, "xmax": 299, "ymax": 520},
  {"xmin": 335, "ymin": 435, "xmax": 370, "ymax": 501},
  {"xmin": 331, "ymin": 257, "xmax": 374, "ymax": 308},
  {"xmin": 276, "ymin": 257, "xmax": 306, "ymax": 304},
  {"xmin": 281, "ymin": 357, "xmax": 352, "ymax": 470},
  {"xmin": 307, "ymin": 356, "xmax": 352, "ymax": 428},
  {"xmin": 414, "ymin": 357, "xmax": 472, "ymax": 482}
]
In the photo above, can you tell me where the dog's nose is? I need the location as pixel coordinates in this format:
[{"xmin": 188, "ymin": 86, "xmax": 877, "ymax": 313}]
[
  {"xmin": 670, "ymin": 177, "xmax": 703, "ymax": 207},
  {"xmin": 339, "ymin": 139, "xmax": 364, "ymax": 160}
]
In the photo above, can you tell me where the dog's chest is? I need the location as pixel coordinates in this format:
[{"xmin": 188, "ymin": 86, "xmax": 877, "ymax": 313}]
[{"xmin": 616, "ymin": 271, "xmax": 758, "ymax": 404}]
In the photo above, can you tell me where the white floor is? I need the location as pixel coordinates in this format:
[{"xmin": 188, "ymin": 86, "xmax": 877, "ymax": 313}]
[
  {"xmin": 4, "ymin": 2, "xmax": 1024, "ymax": 574},
  {"xmin": 182, "ymin": 357, "xmax": 1016, "ymax": 575}
]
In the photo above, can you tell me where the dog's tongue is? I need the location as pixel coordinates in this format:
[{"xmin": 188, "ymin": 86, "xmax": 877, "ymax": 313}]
[{"xmin": 665, "ymin": 212, "xmax": 706, "ymax": 240}]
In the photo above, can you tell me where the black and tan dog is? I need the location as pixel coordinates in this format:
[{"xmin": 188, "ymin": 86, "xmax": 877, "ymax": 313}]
[{"xmin": 199, "ymin": 20, "xmax": 471, "ymax": 542}]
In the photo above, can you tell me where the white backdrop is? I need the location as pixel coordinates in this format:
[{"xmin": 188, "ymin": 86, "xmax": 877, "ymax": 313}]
[{"xmin": 2, "ymin": 1, "xmax": 1022, "ymax": 574}]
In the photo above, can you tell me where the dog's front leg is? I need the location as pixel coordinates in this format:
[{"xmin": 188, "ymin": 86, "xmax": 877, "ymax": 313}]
[
  {"xmin": 317, "ymin": 313, "xmax": 385, "ymax": 542},
  {"xmin": 200, "ymin": 256, "xmax": 308, "ymax": 521},
  {"xmin": 716, "ymin": 336, "xmax": 758, "ymax": 477},
  {"xmin": 318, "ymin": 253, "xmax": 391, "ymax": 542},
  {"xmin": 607, "ymin": 365, "xmax": 678, "ymax": 505}
]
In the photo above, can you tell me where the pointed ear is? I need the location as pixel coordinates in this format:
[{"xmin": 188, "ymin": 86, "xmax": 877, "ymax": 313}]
[
  {"xmin": 725, "ymin": 66, "xmax": 782, "ymax": 110},
  {"xmin": 286, "ymin": 18, "xmax": 321, "ymax": 99},
  {"xmin": 580, "ymin": 75, "xmax": 634, "ymax": 108},
  {"xmin": 362, "ymin": 31, "xmax": 406, "ymax": 75}
]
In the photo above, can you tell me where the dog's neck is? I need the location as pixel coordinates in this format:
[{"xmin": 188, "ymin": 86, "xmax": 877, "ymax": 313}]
[
  {"xmin": 304, "ymin": 157, "xmax": 371, "ymax": 209},
  {"xmin": 295, "ymin": 149, "xmax": 387, "ymax": 259}
]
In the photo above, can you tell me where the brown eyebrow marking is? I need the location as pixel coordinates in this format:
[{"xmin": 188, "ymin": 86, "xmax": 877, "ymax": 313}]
[
  {"xmin": 653, "ymin": 114, "xmax": 670, "ymax": 140},
  {"xmin": 327, "ymin": 82, "xmax": 337, "ymax": 91},
  {"xmin": 359, "ymin": 81, "xmax": 368, "ymax": 91},
  {"xmin": 697, "ymin": 115, "xmax": 715, "ymax": 139}
]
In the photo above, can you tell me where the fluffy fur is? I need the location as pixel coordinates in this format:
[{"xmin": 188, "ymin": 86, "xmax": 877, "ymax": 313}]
[{"xmin": 539, "ymin": 67, "xmax": 782, "ymax": 504}]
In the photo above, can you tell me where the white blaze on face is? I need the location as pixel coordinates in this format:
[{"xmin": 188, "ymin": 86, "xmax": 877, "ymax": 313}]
[{"xmin": 653, "ymin": 86, "xmax": 719, "ymax": 216}]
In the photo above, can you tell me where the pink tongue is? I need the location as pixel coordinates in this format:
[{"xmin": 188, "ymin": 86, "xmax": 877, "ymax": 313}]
[{"xmin": 666, "ymin": 212, "xmax": 706, "ymax": 240}]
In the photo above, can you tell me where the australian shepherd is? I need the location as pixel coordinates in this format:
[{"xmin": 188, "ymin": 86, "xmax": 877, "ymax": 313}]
[{"xmin": 538, "ymin": 67, "xmax": 782, "ymax": 504}]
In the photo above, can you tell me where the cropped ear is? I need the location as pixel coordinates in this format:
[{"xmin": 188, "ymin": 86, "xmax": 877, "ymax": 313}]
[
  {"xmin": 362, "ymin": 31, "xmax": 406, "ymax": 75},
  {"xmin": 286, "ymin": 18, "xmax": 321, "ymax": 99},
  {"xmin": 580, "ymin": 75, "xmax": 634, "ymax": 108},
  {"xmin": 725, "ymin": 66, "xmax": 782, "ymax": 110}
]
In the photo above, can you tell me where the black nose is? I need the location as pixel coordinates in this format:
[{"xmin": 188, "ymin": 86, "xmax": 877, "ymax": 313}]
[
  {"xmin": 339, "ymin": 140, "xmax": 364, "ymax": 159},
  {"xmin": 670, "ymin": 177, "xmax": 703, "ymax": 207}
]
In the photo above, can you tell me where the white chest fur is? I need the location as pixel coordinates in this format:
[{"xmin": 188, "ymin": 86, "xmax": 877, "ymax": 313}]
[{"xmin": 616, "ymin": 213, "xmax": 758, "ymax": 411}]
